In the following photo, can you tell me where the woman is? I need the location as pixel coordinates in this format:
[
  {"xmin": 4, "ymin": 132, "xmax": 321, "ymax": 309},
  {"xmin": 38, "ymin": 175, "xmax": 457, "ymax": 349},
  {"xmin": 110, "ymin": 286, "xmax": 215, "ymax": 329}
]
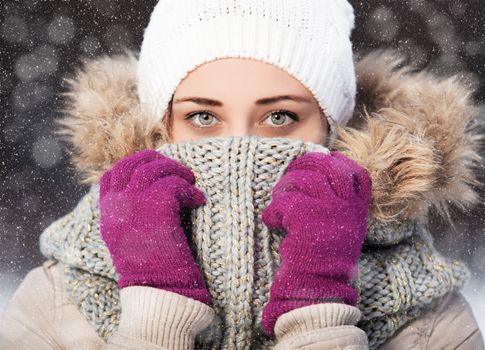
[{"xmin": 1, "ymin": 0, "xmax": 483, "ymax": 349}]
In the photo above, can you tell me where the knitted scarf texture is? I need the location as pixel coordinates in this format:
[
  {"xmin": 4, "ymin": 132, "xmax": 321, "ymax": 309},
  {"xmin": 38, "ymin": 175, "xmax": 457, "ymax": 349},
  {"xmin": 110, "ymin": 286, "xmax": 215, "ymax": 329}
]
[{"xmin": 39, "ymin": 135, "xmax": 470, "ymax": 349}]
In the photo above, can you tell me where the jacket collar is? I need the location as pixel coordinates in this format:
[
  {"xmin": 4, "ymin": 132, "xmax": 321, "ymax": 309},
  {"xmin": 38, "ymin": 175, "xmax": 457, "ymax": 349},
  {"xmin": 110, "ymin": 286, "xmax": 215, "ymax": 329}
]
[{"xmin": 56, "ymin": 48, "xmax": 483, "ymax": 225}]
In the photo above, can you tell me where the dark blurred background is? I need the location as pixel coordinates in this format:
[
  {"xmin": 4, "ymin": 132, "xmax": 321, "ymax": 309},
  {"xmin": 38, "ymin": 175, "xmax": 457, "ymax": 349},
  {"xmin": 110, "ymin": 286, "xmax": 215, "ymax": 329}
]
[{"xmin": 1, "ymin": 0, "xmax": 484, "ymax": 329}]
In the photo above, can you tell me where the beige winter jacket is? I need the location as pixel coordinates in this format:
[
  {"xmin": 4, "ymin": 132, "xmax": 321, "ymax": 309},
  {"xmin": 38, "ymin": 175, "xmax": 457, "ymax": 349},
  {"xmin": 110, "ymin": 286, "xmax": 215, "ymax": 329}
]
[
  {"xmin": 0, "ymin": 259, "xmax": 483, "ymax": 350},
  {"xmin": 1, "ymin": 48, "xmax": 485, "ymax": 349}
]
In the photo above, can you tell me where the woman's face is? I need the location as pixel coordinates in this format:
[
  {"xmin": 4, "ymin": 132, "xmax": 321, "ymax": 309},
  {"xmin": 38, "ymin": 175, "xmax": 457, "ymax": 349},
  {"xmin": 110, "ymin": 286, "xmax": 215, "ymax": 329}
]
[{"xmin": 167, "ymin": 58, "xmax": 328, "ymax": 144}]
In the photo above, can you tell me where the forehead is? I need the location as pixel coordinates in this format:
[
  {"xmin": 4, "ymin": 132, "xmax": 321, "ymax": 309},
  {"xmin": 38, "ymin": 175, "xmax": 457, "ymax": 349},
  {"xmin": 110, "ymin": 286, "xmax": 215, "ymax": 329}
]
[{"xmin": 175, "ymin": 57, "xmax": 313, "ymax": 97}]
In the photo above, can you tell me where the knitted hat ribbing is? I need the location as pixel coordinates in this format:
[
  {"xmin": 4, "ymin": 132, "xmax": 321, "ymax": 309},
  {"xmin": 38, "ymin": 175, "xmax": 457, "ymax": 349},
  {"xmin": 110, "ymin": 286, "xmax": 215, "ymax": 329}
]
[{"xmin": 136, "ymin": 0, "xmax": 357, "ymax": 131}]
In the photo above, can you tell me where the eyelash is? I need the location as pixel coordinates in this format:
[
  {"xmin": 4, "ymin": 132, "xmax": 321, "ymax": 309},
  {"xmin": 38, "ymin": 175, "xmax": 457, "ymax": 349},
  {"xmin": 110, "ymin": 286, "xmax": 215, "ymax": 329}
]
[{"xmin": 183, "ymin": 110, "xmax": 300, "ymax": 130}]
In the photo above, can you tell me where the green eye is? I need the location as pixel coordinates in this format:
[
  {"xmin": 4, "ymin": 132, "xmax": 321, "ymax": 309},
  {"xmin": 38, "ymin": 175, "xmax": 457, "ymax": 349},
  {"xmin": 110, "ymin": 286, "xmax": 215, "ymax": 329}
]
[
  {"xmin": 184, "ymin": 110, "xmax": 299, "ymax": 130},
  {"xmin": 264, "ymin": 111, "xmax": 298, "ymax": 127},
  {"xmin": 185, "ymin": 111, "xmax": 218, "ymax": 129}
]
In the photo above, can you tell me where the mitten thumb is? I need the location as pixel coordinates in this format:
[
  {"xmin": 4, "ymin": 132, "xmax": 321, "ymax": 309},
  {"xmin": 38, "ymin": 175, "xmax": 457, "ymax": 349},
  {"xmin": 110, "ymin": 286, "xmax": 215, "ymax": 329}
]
[
  {"xmin": 175, "ymin": 180, "xmax": 207, "ymax": 208},
  {"xmin": 261, "ymin": 196, "xmax": 288, "ymax": 230}
]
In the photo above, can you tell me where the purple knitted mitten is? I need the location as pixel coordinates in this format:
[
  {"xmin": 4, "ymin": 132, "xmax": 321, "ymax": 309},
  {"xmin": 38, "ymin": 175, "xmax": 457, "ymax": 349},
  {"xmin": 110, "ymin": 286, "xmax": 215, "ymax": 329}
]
[
  {"xmin": 260, "ymin": 151, "xmax": 372, "ymax": 338},
  {"xmin": 99, "ymin": 149, "xmax": 212, "ymax": 306}
]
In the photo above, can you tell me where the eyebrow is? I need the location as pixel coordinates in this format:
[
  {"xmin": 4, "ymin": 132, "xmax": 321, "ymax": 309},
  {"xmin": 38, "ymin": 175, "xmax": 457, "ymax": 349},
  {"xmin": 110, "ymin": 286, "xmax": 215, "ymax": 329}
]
[{"xmin": 173, "ymin": 94, "xmax": 312, "ymax": 106}]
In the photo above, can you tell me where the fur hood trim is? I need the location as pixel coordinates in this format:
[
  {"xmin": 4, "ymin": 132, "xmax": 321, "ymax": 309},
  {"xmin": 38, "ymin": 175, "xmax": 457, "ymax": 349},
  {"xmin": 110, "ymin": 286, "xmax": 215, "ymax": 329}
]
[{"xmin": 55, "ymin": 48, "xmax": 484, "ymax": 225}]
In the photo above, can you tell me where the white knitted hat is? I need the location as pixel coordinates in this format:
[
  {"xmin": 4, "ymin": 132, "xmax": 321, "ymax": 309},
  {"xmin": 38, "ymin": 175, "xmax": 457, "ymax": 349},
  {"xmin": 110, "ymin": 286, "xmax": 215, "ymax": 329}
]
[{"xmin": 137, "ymin": 0, "xmax": 357, "ymax": 131}]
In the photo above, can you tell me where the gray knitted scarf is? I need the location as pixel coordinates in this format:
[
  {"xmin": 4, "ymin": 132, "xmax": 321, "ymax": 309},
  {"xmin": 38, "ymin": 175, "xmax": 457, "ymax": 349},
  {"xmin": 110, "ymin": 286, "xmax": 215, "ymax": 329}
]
[{"xmin": 39, "ymin": 135, "xmax": 470, "ymax": 349}]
